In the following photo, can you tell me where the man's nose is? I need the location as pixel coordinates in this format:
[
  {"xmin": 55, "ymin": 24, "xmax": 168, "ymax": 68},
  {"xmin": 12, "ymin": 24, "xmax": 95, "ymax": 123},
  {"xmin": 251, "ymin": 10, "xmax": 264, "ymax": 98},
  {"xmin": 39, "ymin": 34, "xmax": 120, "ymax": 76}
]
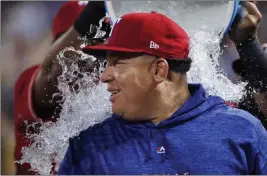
[{"xmin": 100, "ymin": 66, "xmax": 114, "ymax": 83}]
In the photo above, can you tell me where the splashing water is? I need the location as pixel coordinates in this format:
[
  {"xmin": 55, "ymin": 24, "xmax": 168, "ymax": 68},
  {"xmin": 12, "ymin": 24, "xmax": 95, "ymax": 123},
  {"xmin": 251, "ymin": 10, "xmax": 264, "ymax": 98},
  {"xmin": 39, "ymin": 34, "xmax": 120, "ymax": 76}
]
[
  {"xmin": 188, "ymin": 28, "xmax": 246, "ymax": 101},
  {"xmin": 19, "ymin": 18, "xmax": 112, "ymax": 174},
  {"xmin": 19, "ymin": 3, "xmax": 247, "ymax": 174},
  {"xmin": 19, "ymin": 48, "xmax": 111, "ymax": 174}
]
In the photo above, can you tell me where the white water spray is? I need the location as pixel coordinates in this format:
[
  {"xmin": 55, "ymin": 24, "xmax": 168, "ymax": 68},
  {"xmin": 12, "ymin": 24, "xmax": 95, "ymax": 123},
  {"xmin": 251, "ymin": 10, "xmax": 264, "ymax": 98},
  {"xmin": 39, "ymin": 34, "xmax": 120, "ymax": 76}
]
[
  {"xmin": 188, "ymin": 28, "xmax": 246, "ymax": 100},
  {"xmin": 19, "ymin": 48, "xmax": 111, "ymax": 174}
]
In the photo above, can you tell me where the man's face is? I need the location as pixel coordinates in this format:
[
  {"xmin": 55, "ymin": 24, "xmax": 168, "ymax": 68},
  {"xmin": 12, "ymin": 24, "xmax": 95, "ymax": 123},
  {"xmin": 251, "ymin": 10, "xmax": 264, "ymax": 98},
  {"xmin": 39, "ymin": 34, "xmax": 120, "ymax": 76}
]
[{"xmin": 100, "ymin": 52, "xmax": 158, "ymax": 120}]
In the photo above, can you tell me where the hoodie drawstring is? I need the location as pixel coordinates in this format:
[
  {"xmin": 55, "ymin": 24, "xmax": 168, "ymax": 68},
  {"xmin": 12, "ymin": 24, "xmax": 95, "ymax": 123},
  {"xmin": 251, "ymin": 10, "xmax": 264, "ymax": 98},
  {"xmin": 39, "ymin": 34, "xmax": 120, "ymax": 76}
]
[
  {"xmin": 160, "ymin": 129, "xmax": 169, "ymax": 162},
  {"xmin": 144, "ymin": 129, "xmax": 152, "ymax": 162}
]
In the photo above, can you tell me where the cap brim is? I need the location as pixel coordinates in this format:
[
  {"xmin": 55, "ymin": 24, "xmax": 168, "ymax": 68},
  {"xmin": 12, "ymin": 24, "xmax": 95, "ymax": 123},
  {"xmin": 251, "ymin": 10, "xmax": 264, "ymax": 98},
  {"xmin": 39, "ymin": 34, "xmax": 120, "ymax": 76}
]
[{"xmin": 82, "ymin": 44, "xmax": 143, "ymax": 56}]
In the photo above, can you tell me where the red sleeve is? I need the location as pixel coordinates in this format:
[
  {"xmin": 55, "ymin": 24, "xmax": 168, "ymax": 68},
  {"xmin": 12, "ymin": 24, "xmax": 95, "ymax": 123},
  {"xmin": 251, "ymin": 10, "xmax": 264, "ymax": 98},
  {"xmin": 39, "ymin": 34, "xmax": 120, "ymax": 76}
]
[
  {"xmin": 14, "ymin": 65, "xmax": 58, "ymax": 175},
  {"xmin": 13, "ymin": 65, "xmax": 41, "ymax": 175},
  {"xmin": 14, "ymin": 65, "xmax": 40, "ymax": 124}
]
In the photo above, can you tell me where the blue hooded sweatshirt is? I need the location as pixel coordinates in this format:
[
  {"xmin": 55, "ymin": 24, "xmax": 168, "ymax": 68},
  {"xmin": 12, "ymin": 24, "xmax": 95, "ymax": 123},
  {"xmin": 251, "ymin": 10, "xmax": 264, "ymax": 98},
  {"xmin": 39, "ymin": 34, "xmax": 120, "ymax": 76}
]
[{"xmin": 58, "ymin": 84, "xmax": 267, "ymax": 175}]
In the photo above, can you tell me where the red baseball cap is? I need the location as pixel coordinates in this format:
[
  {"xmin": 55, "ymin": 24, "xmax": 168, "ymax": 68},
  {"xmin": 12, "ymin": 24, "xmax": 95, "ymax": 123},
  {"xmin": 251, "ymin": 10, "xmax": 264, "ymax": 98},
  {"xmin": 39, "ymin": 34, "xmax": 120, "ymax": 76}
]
[
  {"xmin": 83, "ymin": 12, "xmax": 189, "ymax": 59},
  {"xmin": 52, "ymin": 1, "xmax": 86, "ymax": 39}
]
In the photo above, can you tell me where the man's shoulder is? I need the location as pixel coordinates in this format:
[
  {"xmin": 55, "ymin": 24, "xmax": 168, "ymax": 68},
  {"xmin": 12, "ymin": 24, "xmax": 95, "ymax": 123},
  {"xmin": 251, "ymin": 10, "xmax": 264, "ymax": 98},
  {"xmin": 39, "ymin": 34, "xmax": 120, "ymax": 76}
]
[
  {"xmin": 14, "ymin": 65, "xmax": 41, "ymax": 122},
  {"xmin": 70, "ymin": 115, "xmax": 122, "ymax": 146},
  {"xmin": 81, "ymin": 116, "xmax": 119, "ymax": 134},
  {"xmin": 206, "ymin": 103, "xmax": 260, "ymax": 129}
]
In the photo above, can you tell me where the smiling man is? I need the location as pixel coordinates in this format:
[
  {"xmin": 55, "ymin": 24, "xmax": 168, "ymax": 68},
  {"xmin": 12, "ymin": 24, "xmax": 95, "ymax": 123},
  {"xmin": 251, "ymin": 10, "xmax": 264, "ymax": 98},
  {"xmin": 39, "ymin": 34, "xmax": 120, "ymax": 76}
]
[{"xmin": 58, "ymin": 12, "xmax": 267, "ymax": 175}]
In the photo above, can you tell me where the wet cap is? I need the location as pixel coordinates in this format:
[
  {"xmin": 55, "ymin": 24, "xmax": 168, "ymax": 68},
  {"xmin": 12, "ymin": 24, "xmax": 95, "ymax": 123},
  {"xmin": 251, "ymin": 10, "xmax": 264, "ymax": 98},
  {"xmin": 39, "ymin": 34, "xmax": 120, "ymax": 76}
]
[
  {"xmin": 83, "ymin": 12, "xmax": 190, "ymax": 59},
  {"xmin": 52, "ymin": 1, "xmax": 86, "ymax": 39}
]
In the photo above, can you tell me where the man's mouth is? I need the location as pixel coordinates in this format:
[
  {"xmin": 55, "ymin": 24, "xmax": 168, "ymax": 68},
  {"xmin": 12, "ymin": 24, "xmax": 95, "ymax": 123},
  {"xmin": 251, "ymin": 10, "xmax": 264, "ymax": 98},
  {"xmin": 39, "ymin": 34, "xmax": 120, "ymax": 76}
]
[
  {"xmin": 111, "ymin": 91, "xmax": 120, "ymax": 96},
  {"xmin": 109, "ymin": 90, "xmax": 120, "ymax": 102}
]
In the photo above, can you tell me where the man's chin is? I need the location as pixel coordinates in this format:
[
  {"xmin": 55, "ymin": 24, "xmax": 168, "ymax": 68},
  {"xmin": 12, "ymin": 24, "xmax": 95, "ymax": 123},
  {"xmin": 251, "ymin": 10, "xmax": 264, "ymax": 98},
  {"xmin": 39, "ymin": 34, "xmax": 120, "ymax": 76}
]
[
  {"xmin": 113, "ymin": 112, "xmax": 153, "ymax": 123},
  {"xmin": 111, "ymin": 108, "xmax": 134, "ymax": 121},
  {"xmin": 111, "ymin": 106, "xmax": 153, "ymax": 122},
  {"xmin": 112, "ymin": 106, "xmax": 124, "ymax": 116}
]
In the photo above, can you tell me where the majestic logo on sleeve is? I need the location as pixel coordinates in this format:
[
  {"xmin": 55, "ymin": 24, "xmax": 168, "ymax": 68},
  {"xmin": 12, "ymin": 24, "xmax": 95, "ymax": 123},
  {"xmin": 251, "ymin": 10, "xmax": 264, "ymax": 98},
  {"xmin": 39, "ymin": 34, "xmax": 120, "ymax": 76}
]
[{"xmin": 157, "ymin": 146, "xmax": 165, "ymax": 154}]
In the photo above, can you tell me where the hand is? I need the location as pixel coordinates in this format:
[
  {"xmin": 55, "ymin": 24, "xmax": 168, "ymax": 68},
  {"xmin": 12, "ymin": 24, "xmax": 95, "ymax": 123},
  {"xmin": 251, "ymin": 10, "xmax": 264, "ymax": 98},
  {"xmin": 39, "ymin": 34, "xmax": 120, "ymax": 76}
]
[
  {"xmin": 87, "ymin": 1, "xmax": 106, "ymax": 10},
  {"xmin": 228, "ymin": 1, "xmax": 262, "ymax": 44},
  {"xmin": 74, "ymin": 1, "xmax": 111, "ymax": 37}
]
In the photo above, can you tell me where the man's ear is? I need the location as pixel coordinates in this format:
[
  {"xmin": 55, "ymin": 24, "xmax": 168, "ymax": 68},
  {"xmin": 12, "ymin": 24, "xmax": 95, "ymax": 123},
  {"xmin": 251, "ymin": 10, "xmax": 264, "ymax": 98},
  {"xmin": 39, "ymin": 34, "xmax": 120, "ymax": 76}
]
[{"xmin": 150, "ymin": 58, "xmax": 169, "ymax": 83}]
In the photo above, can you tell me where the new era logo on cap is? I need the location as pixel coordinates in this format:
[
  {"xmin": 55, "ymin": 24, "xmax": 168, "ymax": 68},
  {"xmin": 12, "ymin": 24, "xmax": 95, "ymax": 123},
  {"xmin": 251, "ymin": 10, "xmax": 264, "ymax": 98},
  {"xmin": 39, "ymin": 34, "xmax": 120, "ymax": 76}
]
[
  {"xmin": 150, "ymin": 41, "xmax": 159, "ymax": 49},
  {"xmin": 109, "ymin": 17, "xmax": 122, "ymax": 37}
]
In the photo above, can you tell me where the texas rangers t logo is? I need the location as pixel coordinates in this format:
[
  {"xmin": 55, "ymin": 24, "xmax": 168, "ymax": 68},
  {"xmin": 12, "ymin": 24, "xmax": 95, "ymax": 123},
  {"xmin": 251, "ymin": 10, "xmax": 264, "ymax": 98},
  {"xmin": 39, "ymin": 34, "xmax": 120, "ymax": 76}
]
[{"xmin": 109, "ymin": 17, "xmax": 122, "ymax": 37}]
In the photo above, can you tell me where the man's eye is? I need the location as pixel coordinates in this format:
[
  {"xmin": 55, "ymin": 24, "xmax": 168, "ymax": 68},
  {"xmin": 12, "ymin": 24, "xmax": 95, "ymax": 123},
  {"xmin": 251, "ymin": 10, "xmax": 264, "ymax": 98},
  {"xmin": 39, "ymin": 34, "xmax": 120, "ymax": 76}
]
[{"xmin": 117, "ymin": 61, "xmax": 125, "ymax": 65}]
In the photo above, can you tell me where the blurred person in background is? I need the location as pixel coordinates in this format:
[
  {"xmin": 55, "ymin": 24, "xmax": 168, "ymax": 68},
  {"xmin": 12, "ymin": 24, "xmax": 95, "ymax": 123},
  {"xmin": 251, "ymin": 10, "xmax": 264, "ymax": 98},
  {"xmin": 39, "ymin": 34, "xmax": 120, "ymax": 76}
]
[
  {"xmin": 14, "ymin": 1, "xmax": 110, "ymax": 174},
  {"xmin": 1, "ymin": 1, "xmax": 55, "ymax": 121},
  {"xmin": 228, "ymin": 1, "xmax": 267, "ymax": 129},
  {"xmin": 1, "ymin": 1, "xmax": 62, "ymax": 175}
]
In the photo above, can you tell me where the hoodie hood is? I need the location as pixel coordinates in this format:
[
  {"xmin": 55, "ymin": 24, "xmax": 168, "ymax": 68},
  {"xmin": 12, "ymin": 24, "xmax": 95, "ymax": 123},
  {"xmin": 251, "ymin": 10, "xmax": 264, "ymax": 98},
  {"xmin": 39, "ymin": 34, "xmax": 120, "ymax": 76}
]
[{"xmin": 158, "ymin": 83, "xmax": 225, "ymax": 127}]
